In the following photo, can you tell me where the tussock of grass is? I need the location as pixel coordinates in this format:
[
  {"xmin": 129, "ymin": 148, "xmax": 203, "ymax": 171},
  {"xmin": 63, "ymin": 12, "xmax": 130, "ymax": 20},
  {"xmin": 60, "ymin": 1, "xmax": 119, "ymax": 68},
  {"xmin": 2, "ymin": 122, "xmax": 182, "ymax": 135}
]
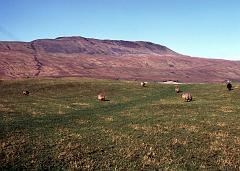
[{"xmin": 0, "ymin": 78, "xmax": 240, "ymax": 170}]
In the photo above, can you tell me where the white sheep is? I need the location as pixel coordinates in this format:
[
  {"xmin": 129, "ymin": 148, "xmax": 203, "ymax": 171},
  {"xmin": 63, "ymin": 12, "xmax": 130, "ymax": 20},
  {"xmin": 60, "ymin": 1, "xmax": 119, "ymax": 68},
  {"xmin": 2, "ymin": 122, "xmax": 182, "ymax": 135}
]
[
  {"xmin": 141, "ymin": 82, "xmax": 147, "ymax": 87},
  {"xmin": 181, "ymin": 92, "xmax": 192, "ymax": 102},
  {"xmin": 22, "ymin": 90, "xmax": 30, "ymax": 96},
  {"xmin": 98, "ymin": 93, "xmax": 105, "ymax": 101}
]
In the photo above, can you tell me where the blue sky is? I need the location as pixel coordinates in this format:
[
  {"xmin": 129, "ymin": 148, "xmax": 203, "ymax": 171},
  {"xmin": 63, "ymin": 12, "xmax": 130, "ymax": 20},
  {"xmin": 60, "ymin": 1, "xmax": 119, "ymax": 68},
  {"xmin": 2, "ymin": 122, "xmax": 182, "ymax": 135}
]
[{"xmin": 0, "ymin": 0, "xmax": 240, "ymax": 60}]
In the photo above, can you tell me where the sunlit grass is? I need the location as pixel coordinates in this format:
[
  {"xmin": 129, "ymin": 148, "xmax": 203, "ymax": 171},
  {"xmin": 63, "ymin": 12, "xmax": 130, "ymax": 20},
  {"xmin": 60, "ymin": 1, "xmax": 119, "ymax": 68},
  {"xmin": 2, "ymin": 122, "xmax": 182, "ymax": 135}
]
[{"xmin": 0, "ymin": 77, "xmax": 240, "ymax": 170}]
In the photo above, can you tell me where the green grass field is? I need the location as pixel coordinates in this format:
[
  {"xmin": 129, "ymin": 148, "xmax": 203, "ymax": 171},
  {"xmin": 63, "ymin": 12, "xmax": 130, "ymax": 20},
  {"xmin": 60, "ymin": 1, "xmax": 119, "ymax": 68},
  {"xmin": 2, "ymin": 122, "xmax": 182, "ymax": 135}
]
[{"xmin": 0, "ymin": 78, "xmax": 240, "ymax": 170}]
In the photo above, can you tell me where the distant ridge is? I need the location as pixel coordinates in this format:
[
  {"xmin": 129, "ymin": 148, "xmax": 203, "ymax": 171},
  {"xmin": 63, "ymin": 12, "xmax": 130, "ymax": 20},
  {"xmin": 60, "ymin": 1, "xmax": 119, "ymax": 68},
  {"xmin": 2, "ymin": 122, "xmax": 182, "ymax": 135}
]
[{"xmin": 0, "ymin": 36, "xmax": 240, "ymax": 82}]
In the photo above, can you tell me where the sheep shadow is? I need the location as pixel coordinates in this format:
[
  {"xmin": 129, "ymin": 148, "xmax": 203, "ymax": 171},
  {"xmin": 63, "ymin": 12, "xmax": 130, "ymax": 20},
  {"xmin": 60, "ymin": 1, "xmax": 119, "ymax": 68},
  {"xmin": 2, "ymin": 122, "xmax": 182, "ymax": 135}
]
[
  {"xmin": 183, "ymin": 99, "xmax": 195, "ymax": 102},
  {"xmin": 99, "ymin": 99, "xmax": 110, "ymax": 102}
]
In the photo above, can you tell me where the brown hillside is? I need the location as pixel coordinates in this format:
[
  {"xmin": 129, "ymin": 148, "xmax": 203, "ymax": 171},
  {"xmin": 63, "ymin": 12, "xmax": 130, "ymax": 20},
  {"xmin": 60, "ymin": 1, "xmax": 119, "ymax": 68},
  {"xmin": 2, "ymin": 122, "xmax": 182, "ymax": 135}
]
[{"xmin": 0, "ymin": 36, "xmax": 240, "ymax": 82}]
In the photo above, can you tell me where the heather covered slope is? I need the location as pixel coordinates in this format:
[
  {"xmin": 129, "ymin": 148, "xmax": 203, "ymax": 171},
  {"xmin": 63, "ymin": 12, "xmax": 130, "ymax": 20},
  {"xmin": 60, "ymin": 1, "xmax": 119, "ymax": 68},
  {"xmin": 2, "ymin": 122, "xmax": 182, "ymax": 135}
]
[{"xmin": 0, "ymin": 36, "xmax": 240, "ymax": 82}]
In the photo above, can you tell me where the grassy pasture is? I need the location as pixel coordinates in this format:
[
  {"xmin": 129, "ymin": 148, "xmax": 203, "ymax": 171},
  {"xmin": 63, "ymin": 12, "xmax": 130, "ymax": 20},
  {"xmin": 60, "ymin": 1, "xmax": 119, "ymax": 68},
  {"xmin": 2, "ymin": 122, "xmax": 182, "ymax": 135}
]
[{"xmin": 0, "ymin": 78, "xmax": 240, "ymax": 170}]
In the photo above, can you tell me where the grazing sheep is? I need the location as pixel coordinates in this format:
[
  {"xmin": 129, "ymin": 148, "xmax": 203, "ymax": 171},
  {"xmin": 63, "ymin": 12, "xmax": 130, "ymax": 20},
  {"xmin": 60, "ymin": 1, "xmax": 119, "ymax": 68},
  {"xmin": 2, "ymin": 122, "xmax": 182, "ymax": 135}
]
[
  {"xmin": 141, "ymin": 82, "xmax": 147, "ymax": 87},
  {"xmin": 226, "ymin": 81, "xmax": 232, "ymax": 91},
  {"xmin": 22, "ymin": 90, "xmax": 30, "ymax": 96},
  {"xmin": 98, "ymin": 93, "xmax": 105, "ymax": 101},
  {"xmin": 182, "ymin": 92, "xmax": 192, "ymax": 102},
  {"xmin": 175, "ymin": 85, "xmax": 180, "ymax": 93}
]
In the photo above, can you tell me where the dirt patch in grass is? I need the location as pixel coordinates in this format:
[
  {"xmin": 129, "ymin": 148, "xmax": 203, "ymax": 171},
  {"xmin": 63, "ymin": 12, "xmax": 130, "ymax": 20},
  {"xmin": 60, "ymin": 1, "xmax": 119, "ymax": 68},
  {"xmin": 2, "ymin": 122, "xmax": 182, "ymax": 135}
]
[
  {"xmin": 31, "ymin": 111, "xmax": 45, "ymax": 116},
  {"xmin": 220, "ymin": 106, "xmax": 234, "ymax": 113},
  {"xmin": 75, "ymin": 119, "xmax": 90, "ymax": 125},
  {"xmin": 101, "ymin": 116, "xmax": 114, "ymax": 122},
  {"xmin": 129, "ymin": 124, "xmax": 164, "ymax": 134},
  {"xmin": 0, "ymin": 104, "xmax": 13, "ymax": 112},
  {"xmin": 216, "ymin": 122, "xmax": 227, "ymax": 127},
  {"xmin": 208, "ymin": 131, "xmax": 229, "ymax": 139},
  {"xmin": 72, "ymin": 102, "xmax": 90, "ymax": 106}
]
